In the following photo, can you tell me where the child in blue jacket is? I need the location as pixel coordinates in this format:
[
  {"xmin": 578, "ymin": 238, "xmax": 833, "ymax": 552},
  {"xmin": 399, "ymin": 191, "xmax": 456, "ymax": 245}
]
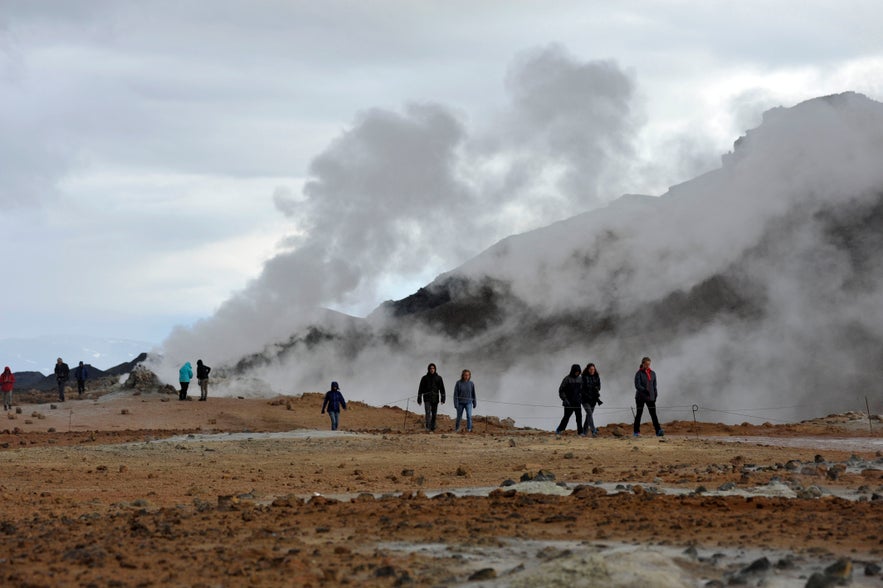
[{"xmin": 321, "ymin": 381, "xmax": 347, "ymax": 431}]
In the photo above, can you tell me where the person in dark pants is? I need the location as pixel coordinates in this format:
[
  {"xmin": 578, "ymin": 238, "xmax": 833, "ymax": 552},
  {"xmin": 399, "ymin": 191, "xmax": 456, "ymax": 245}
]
[
  {"xmin": 74, "ymin": 361, "xmax": 89, "ymax": 396},
  {"xmin": 556, "ymin": 364, "xmax": 585, "ymax": 436},
  {"xmin": 634, "ymin": 356, "xmax": 663, "ymax": 437},
  {"xmin": 581, "ymin": 363, "xmax": 603, "ymax": 437},
  {"xmin": 196, "ymin": 359, "xmax": 211, "ymax": 401},
  {"xmin": 321, "ymin": 381, "xmax": 347, "ymax": 431},
  {"xmin": 417, "ymin": 363, "xmax": 445, "ymax": 432},
  {"xmin": 178, "ymin": 361, "xmax": 193, "ymax": 401},
  {"xmin": 54, "ymin": 358, "xmax": 70, "ymax": 402}
]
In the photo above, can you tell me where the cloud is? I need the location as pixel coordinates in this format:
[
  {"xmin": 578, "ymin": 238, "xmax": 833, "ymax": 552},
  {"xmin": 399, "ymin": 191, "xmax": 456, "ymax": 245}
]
[{"xmin": 157, "ymin": 47, "xmax": 644, "ymax": 372}]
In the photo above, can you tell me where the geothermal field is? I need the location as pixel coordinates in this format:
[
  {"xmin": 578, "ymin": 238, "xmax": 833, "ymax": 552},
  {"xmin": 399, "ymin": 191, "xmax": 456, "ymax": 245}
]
[{"xmin": 1, "ymin": 390, "xmax": 881, "ymax": 587}]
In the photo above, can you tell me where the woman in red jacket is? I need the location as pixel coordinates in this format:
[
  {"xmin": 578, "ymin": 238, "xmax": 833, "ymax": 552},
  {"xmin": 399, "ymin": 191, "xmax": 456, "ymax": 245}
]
[{"xmin": 1, "ymin": 366, "xmax": 15, "ymax": 411}]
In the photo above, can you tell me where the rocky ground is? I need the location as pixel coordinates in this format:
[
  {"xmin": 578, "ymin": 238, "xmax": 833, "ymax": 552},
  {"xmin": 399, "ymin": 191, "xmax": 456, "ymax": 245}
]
[{"xmin": 1, "ymin": 390, "xmax": 881, "ymax": 587}]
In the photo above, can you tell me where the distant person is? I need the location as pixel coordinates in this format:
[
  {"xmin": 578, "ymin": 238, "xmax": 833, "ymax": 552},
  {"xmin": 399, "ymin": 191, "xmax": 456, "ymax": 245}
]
[
  {"xmin": 1, "ymin": 366, "xmax": 14, "ymax": 411},
  {"xmin": 74, "ymin": 361, "xmax": 89, "ymax": 397},
  {"xmin": 581, "ymin": 363, "xmax": 603, "ymax": 437},
  {"xmin": 634, "ymin": 356, "xmax": 663, "ymax": 437},
  {"xmin": 178, "ymin": 361, "xmax": 193, "ymax": 401},
  {"xmin": 196, "ymin": 359, "xmax": 211, "ymax": 401},
  {"xmin": 417, "ymin": 363, "xmax": 445, "ymax": 432},
  {"xmin": 321, "ymin": 381, "xmax": 347, "ymax": 431},
  {"xmin": 556, "ymin": 364, "xmax": 585, "ymax": 437},
  {"xmin": 453, "ymin": 369, "xmax": 477, "ymax": 432},
  {"xmin": 54, "ymin": 357, "xmax": 70, "ymax": 402}
]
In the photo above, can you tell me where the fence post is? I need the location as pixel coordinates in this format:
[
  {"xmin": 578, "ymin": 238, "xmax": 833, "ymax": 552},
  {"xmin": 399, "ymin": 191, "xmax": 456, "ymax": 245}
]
[
  {"xmin": 404, "ymin": 398, "xmax": 410, "ymax": 432},
  {"xmin": 692, "ymin": 404, "xmax": 699, "ymax": 439}
]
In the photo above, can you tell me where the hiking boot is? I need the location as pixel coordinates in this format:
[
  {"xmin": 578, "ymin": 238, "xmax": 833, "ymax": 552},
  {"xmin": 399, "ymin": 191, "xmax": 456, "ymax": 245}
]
[
  {"xmin": 591, "ymin": 429, "xmax": 599, "ymax": 438},
  {"xmin": 656, "ymin": 429, "xmax": 665, "ymax": 437},
  {"xmin": 633, "ymin": 432, "xmax": 641, "ymax": 438}
]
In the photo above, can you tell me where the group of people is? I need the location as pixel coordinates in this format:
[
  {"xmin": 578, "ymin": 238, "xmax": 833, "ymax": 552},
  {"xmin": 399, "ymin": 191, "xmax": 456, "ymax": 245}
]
[
  {"xmin": 52, "ymin": 358, "xmax": 90, "ymax": 402},
  {"xmin": 317, "ymin": 364, "xmax": 479, "ymax": 433},
  {"xmin": 417, "ymin": 363, "xmax": 477, "ymax": 433},
  {"xmin": 0, "ymin": 358, "xmax": 90, "ymax": 410},
  {"xmin": 178, "ymin": 360, "xmax": 211, "ymax": 401},
  {"xmin": 556, "ymin": 356, "xmax": 663, "ymax": 438}
]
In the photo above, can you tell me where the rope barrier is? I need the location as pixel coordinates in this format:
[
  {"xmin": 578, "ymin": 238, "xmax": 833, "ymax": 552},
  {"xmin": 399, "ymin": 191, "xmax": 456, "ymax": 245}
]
[{"xmin": 377, "ymin": 394, "xmax": 871, "ymax": 427}]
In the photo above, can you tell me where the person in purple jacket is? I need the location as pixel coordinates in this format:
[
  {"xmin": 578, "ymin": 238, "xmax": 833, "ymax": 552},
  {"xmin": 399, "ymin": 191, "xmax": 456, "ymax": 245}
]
[{"xmin": 321, "ymin": 381, "xmax": 347, "ymax": 431}]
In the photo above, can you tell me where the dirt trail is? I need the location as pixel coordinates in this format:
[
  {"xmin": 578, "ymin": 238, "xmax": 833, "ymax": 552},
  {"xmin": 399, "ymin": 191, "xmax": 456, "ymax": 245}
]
[{"xmin": 1, "ymin": 392, "xmax": 881, "ymax": 586}]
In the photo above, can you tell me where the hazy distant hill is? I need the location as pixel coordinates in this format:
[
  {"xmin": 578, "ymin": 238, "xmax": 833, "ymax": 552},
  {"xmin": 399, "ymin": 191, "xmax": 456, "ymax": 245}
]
[
  {"xmin": 0, "ymin": 335, "xmax": 153, "ymax": 375},
  {"xmin": 12, "ymin": 352, "xmax": 150, "ymax": 391}
]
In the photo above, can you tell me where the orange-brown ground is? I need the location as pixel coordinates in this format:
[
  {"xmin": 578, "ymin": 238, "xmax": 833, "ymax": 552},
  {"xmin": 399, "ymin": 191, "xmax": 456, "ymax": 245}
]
[{"xmin": 1, "ymin": 391, "xmax": 881, "ymax": 586}]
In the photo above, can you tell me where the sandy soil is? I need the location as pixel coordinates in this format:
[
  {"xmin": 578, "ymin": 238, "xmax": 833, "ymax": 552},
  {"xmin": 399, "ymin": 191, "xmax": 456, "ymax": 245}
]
[{"xmin": 1, "ymin": 391, "xmax": 881, "ymax": 587}]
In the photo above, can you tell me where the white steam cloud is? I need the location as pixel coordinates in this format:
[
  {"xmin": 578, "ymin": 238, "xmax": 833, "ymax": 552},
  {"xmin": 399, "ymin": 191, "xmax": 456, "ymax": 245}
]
[{"xmin": 156, "ymin": 45, "xmax": 883, "ymax": 430}]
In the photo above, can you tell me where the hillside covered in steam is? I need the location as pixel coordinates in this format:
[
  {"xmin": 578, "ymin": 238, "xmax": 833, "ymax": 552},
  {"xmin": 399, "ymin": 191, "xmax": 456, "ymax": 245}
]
[{"xmin": 156, "ymin": 92, "xmax": 883, "ymax": 426}]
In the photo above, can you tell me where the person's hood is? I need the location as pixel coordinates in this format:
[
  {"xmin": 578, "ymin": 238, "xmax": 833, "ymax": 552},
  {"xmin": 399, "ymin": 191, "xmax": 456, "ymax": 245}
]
[
  {"xmin": 570, "ymin": 364, "xmax": 582, "ymax": 376},
  {"xmin": 183, "ymin": 362, "xmax": 192, "ymax": 369},
  {"xmin": 2, "ymin": 366, "xmax": 10, "ymax": 374},
  {"xmin": 331, "ymin": 381, "xmax": 339, "ymax": 390}
]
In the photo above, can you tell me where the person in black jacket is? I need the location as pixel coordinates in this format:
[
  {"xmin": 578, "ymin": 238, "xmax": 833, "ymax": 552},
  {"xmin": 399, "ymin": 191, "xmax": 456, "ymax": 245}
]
[
  {"xmin": 54, "ymin": 357, "xmax": 70, "ymax": 402},
  {"xmin": 196, "ymin": 359, "xmax": 211, "ymax": 401},
  {"xmin": 556, "ymin": 364, "xmax": 585, "ymax": 436},
  {"xmin": 634, "ymin": 356, "xmax": 663, "ymax": 437},
  {"xmin": 581, "ymin": 363, "xmax": 602, "ymax": 437},
  {"xmin": 74, "ymin": 361, "xmax": 89, "ymax": 396},
  {"xmin": 417, "ymin": 363, "xmax": 445, "ymax": 432}
]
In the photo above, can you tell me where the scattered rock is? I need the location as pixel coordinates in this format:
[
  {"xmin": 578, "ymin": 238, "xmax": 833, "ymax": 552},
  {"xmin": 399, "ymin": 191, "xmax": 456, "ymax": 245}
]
[
  {"xmin": 533, "ymin": 470, "xmax": 556, "ymax": 482},
  {"xmin": 468, "ymin": 568, "xmax": 497, "ymax": 581}
]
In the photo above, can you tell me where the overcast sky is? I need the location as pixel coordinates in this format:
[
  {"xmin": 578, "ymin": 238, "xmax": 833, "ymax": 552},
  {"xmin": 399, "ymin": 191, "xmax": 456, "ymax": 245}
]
[{"xmin": 2, "ymin": 0, "xmax": 882, "ymax": 348}]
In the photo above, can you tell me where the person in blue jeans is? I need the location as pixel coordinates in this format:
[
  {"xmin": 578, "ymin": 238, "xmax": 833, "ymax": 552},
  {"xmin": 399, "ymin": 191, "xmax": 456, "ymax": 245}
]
[
  {"xmin": 453, "ymin": 369, "xmax": 477, "ymax": 432},
  {"xmin": 321, "ymin": 381, "xmax": 347, "ymax": 431}
]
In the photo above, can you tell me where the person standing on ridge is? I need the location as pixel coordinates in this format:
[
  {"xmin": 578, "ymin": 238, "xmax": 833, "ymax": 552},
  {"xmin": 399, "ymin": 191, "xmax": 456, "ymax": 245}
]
[
  {"xmin": 321, "ymin": 381, "xmax": 347, "ymax": 431},
  {"xmin": 1, "ymin": 366, "xmax": 14, "ymax": 411},
  {"xmin": 556, "ymin": 364, "xmax": 585, "ymax": 436},
  {"xmin": 453, "ymin": 369, "xmax": 477, "ymax": 432},
  {"xmin": 581, "ymin": 363, "xmax": 603, "ymax": 437},
  {"xmin": 196, "ymin": 359, "xmax": 211, "ymax": 401},
  {"xmin": 74, "ymin": 361, "xmax": 89, "ymax": 397},
  {"xmin": 54, "ymin": 358, "xmax": 70, "ymax": 402},
  {"xmin": 179, "ymin": 361, "xmax": 193, "ymax": 401},
  {"xmin": 417, "ymin": 363, "xmax": 445, "ymax": 432},
  {"xmin": 634, "ymin": 356, "xmax": 664, "ymax": 437}
]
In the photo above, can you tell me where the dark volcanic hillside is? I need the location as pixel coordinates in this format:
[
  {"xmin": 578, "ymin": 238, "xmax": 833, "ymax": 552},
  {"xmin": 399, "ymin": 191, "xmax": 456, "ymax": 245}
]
[{"xmin": 367, "ymin": 92, "xmax": 883, "ymax": 417}]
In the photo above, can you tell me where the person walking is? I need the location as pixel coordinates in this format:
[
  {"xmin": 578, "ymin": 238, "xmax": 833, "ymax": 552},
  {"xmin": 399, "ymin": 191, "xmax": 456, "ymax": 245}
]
[
  {"xmin": 178, "ymin": 361, "xmax": 193, "ymax": 401},
  {"xmin": 634, "ymin": 356, "xmax": 664, "ymax": 437},
  {"xmin": 1, "ymin": 366, "xmax": 14, "ymax": 411},
  {"xmin": 321, "ymin": 381, "xmax": 347, "ymax": 431},
  {"xmin": 556, "ymin": 364, "xmax": 585, "ymax": 436},
  {"xmin": 54, "ymin": 358, "xmax": 70, "ymax": 402},
  {"xmin": 581, "ymin": 363, "xmax": 603, "ymax": 437},
  {"xmin": 196, "ymin": 359, "xmax": 211, "ymax": 401},
  {"xmin": 74, "ymin": 361, "xmax": 89, "ymax": 397},
  {"xmin": 453, "ymin": 369, "xmax": 477, "ymax": 432},
  {"xmin": 417, "ymin": 363, "xmax": 445, "ymax": 432}
]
